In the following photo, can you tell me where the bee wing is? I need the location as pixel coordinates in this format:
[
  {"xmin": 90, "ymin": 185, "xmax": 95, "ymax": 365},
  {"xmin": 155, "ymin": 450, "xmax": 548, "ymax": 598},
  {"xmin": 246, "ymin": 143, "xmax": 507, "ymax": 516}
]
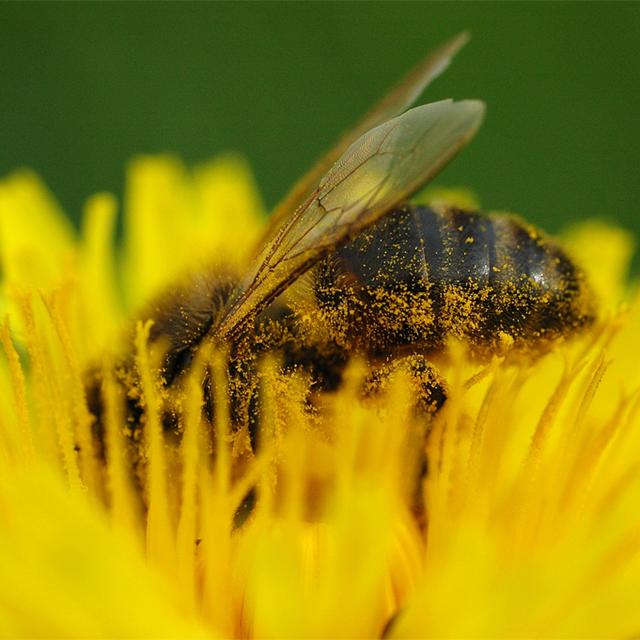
[
  {"xmin": 257, "ymin": 32, "xmax": 470, "ymax": 247},
  {"xmin": 216, "ymin": 98, "xmax": 485, "ymax": 339}
]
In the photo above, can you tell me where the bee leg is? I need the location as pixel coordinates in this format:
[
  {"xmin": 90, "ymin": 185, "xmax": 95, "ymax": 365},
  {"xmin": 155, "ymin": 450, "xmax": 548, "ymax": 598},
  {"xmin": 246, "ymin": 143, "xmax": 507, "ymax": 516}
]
[
  {"xmin": 364, "ymin": 353, "xmax": 447, "ymax": 416},
  {"xmin": 404, "ymin": 353, "xmax": 447, "ymax": 415},
  {"xmin": 365, "ymin": 354, "xmax": 447, "ymax": 527},
  {"xmin": 401, "ymin": 355, "xmax": 448, "ymax": 527}
]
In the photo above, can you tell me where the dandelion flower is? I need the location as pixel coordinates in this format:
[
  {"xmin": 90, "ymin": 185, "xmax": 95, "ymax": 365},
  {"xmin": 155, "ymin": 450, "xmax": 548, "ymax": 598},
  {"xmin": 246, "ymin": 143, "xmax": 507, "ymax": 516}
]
[{"xmin": 0, "ymin": 154, "xmax": 638, "ymax": 639}]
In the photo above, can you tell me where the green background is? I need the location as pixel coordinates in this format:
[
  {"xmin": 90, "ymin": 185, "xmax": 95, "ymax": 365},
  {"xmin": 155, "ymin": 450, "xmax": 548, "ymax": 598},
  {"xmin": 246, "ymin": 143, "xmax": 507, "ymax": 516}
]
[{"xmin": 2, "ymin": 2, "xmax": 639, "ymax": 240}]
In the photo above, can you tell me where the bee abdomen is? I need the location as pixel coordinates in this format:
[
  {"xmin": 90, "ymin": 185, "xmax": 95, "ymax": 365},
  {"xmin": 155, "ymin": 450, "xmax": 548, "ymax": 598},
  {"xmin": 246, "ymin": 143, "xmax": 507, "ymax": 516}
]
[{"xmin": 314, "ymin": 204, "xmax": 595, "ymax": 354}]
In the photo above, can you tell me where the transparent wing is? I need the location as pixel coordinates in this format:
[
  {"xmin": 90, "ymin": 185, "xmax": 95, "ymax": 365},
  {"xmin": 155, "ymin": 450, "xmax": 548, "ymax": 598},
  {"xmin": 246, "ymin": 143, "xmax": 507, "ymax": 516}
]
[
  {"xmin": 256, "ymin": 32, "xmax": 470, "ymax": 248},
  {"xmin": 216, "ymin": 98, "xmax": 485, "ymax": 339}
]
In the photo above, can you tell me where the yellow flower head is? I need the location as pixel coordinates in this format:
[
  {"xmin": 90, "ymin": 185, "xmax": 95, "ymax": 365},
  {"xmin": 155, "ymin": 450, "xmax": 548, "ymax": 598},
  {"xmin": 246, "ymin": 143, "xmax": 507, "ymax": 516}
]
[{"xmin": 0, "ymin": 153, "xmax": 639, "ymax": 640}]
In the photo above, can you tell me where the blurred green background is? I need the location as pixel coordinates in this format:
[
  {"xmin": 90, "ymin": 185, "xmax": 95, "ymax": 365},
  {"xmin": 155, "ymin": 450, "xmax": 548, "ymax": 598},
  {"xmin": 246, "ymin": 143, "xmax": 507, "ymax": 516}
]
[{"xmin": 2, "ymin": 2, "xmax": 639, "ymax": 239}]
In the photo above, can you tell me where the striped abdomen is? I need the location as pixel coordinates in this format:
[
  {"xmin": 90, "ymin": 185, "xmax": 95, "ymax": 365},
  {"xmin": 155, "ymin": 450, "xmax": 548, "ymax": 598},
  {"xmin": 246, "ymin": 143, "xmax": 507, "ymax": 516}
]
[{"xmin": 313, "ymin": 204, "xmax": 595, "ymax": 355}]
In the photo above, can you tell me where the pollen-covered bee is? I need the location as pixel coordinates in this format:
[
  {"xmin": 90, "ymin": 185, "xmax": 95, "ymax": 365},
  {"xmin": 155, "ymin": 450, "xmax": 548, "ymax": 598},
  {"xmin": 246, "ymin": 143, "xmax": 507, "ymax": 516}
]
[{"xmin": 88, "ymin": 33, "xmax": 595, "ymax": 466}]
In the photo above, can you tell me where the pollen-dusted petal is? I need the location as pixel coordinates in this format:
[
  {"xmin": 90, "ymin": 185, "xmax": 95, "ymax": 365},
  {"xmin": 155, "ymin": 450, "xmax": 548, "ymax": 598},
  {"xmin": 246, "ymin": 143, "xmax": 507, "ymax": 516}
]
[
  {"xmin": 122, "ymin": 156, "xmax": 195, "ymax": 304},
  {"xmin": 79, "ymin": 193, "xmax": 123, "ymax": 361},
  {"xmin": 193, "ymin": 154, "xmax": 265, "ymax": 266},
  {"xmin": 581, "ymin": 296, "xmax": 640, "ymax": 423},
  {"xmin": 0, "ymin": 170, "xmax": 77, "ymax": 330},
  {"xmin": 101, "ymin": 361, "xmax": 141, "ymax": 536},
  {"xmin": 0, "ymin": 161, "xmax": 639, "ymax": 638},
  {"xmin": 0, "ymin": 320, "xmax": 34, "ymax": 463},
  {"xmin": 134, "ymin": 320, "xmax": 175, "ymax": 574},
  {"xmin": 0, "ymin": 170, "xmax": 76, "ymax": 288},
  {"xmin": 122, "ymin": 154, "xmax": 264, "ymax": 308},
  {"xmin": 391, "ymin": 330, "xmax": 640, "ymax": 638},
  {"xmin": 562, "ymin": 221, "xmax": 635, "ymax": 310},
  {"xmin": 415, "ymin": 184, "xmax": 481, "ymax": 210},
  {"xmin": 0, "ymin": 463, "xmax": 210, "ymax": 639}
]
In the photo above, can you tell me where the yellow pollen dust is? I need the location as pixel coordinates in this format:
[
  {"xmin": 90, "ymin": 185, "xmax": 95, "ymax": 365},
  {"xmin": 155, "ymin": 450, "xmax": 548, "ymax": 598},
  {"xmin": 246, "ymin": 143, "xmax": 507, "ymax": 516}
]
[{"xmin": 0, "ymin": 159, "xmax": 638, "ymax": 638}]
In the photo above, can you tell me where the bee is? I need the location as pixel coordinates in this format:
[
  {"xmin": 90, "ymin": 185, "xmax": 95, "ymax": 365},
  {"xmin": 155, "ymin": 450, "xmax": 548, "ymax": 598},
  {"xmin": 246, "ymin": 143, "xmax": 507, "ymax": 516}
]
[{"xmin": 88, "ymin": 33, "xmax": 595, "ymax": 468}]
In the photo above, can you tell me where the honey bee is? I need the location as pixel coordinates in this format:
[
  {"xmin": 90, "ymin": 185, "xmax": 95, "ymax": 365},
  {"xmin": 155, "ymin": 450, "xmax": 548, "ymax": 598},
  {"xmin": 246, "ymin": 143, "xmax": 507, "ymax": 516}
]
[{"xmin": 89, "ymin": 32, "xmax": 595, "ymax": 464}]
